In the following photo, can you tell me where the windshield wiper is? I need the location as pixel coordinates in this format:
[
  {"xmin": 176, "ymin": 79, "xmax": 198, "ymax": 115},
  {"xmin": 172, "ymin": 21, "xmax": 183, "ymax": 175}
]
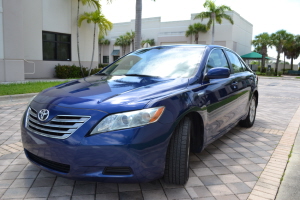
[{"xmin": 124, "ymin": 74, "xmax": 159, "ymax": 77}]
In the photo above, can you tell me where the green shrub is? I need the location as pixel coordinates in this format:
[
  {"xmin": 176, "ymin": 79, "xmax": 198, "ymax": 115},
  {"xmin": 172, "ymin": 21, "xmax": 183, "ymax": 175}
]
[
  {"xmin": 90, "ymin": 68, "xmax": 102, "ymax": 75},
  {"xmin": 98, "ymin": 63, "xmax": 108, "ymax": 69},
  {"xmin": 278, "ymin": 71, "xmax": 282, "ymax": 76},
  {"xmin": 257, "ymin": 66, "xmax": 266, "ymax": 73},
  {"xmin": 55, "ymin": 64, "xmax": 102, "ymax": 79}
]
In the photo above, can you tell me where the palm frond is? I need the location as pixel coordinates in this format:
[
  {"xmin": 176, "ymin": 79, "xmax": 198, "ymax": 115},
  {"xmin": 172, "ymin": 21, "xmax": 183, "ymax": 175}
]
[
  {"xmin": 194, "ymin": 12, "xmax": 211, "ymax": 20},
  {"xmin": 81, "ymin": 0, "xmax": 101, "ymax": 10},
  {"xmin": 218, "ymin": 14, "xmax": 233, "ymax": 24}
]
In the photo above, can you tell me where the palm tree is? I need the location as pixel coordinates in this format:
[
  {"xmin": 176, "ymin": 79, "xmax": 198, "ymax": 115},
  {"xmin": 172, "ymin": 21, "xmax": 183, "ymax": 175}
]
[
  {"xmin": 76, "ymin": 0, "xmax": 100, "ymax": 76},
  {"xmin": 141, "ymin": 39, "xmax": 155, "ymax": 47},
  {"xmin": 78, "ymin": 10, "xmax": 113, "ymax": 76},
  {"xmin": 284, "ymin": 34, "xmax": 300, "ymax": 70},
  {"xmin": 126, "ymin": 31, "xmax": 135, "ymax": 51},
  {"xmin": 271, "ymin": 30, "xmax": 289, "ymax": 75},
  {"xmin": 282, "ymin": 33, "xmax": 294, "ymax": 72},
  {"xmin": 115, "ymin": 35, "xmax": 131, "ymax": 56},
  {"xmin": 106, "ymin": 0, "xmax": 155, "ymax": 50},
  {"xmin": 134, "ymin": 0, "xmax": 156, "ymax": 50},
  {"xmin": 185, "ymin": 23, "xmax": 208, "ymax": 44},
  {"xmin": 194, "ymin": 0, "xmax": 233, "ymax": 45},
  {"xmin": 98, "ymin": 36, "xmax": 110, "ymax": 64},
  {"xmin": 252, "ymin": 33, "xmax": 272, "ymax": 73}
]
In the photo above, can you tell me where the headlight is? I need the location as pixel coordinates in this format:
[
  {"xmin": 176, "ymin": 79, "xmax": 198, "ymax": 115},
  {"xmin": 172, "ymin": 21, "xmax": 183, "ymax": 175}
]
[{"xmin": 90, "ymin": 106, "xmax": 165, "ymax": 135}]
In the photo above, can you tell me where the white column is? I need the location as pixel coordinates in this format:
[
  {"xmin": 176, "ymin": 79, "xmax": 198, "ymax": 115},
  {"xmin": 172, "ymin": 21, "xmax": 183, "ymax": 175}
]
[{"xmin": 0, "ymin": 0, "xmax": 4, "ymax": 60}]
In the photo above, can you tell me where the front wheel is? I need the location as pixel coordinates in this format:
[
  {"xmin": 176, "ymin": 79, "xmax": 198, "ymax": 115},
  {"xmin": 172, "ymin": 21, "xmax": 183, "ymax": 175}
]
[
  {"xmin": 239, "ymin": 95, "xmax": 257, "ymax": 127},
  {"xmin": 163, "ymin": 117, "xmax": 191, "ymax": 185}
]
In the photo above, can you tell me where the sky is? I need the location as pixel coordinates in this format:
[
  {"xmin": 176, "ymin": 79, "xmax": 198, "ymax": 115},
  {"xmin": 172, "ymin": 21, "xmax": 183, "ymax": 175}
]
[{"xmin": 101, "ymin": 0, "xmax": 300, "ymax": 65}]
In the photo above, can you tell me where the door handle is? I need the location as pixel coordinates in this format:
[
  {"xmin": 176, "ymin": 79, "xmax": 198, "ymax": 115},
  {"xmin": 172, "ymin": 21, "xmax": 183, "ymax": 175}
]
[{"xmin": 231, "ymin": 81, "xmax": 238, "ymax": 89}]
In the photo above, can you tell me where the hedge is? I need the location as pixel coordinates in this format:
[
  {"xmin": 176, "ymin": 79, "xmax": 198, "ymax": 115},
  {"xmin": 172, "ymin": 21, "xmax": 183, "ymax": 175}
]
[{"xmin": 55, "ymin": 64, "xmax": 103, "ymax": 79}]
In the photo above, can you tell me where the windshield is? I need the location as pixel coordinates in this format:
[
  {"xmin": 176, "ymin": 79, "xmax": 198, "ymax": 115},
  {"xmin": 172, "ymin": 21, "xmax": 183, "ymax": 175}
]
[{"xmin": 101, "ymin": 46, "xmax": 205, "ymax": 78}]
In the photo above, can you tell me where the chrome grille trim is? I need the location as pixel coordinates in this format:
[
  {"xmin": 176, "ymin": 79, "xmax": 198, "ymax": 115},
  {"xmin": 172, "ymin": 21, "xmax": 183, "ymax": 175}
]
[{"xmin": 25, "ymin": 107, "xmax": 90, "ymax": 139}]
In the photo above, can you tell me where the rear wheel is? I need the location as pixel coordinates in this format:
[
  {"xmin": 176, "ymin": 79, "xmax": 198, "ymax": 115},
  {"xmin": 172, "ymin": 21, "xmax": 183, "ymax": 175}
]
[
  {"xmin": 164, "ymin": 117, "xmax": 191, "ymax": 185},
  {"xmin": 239, "ymin": 96, "xmax": 257, "ymax": 127}
]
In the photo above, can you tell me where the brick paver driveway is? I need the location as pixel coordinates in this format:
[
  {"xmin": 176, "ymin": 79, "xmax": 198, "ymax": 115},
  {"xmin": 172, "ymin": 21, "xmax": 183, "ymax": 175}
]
[{"xmin": 0, "ymin": 78, "xmax": 300, "ymax": 200}]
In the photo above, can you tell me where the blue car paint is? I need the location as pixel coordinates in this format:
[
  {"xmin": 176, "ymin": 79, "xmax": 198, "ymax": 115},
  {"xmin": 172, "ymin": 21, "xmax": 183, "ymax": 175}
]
[{"xmin": 21, "ymin": 45, "xmax": 258, "ymax": 182}]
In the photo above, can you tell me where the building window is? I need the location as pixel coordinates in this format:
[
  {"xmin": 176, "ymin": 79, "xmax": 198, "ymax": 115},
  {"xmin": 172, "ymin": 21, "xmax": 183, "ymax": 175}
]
[
  {"xmin": 43, "ymin": 31, "xmax": 71, "ymax": 61},
  {"xmin": 103, "ymin": 56, "xmax": 109, "ymax": 63},
  {"xmin": 113, "ymin": 56, "xmax": 119, "ymax": 62}
]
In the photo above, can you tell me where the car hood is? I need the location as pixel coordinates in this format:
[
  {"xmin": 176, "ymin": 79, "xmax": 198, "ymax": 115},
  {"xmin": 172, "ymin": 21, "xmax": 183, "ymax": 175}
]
[{"xmin": 32, "ymin": 75, "xmax": 188, "ymax": 112}]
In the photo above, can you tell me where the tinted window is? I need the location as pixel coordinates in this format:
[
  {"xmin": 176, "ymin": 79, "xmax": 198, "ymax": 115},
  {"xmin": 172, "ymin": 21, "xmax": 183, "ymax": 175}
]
[
  {"xmin": 103, "ymin": 47, "xmax": 205, "ymax": 78},
  {"xmin": 226, "ymin": 51, "xmax": 244, "ymax": 73},
  {"xmin": 43, "ymin": 31, "xmax": 71, "ymax": 61},
  {"xmin": 241, "ymin": 60, "xmax": 251, "ymax": 72},
  {"xmin": 206, "ymin": 49, "xmax": 229, "ymax": 72},
  {"xmin": 103, "ymin": 56, "xmax": 109, "ymax": 63}
]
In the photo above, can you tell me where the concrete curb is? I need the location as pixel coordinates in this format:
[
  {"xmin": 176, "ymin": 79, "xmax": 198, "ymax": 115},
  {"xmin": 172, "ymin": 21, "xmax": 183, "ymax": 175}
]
[
  {"xmin": 0, "ymin": 93, "xmax": 38, "ymax": 102},
  {"xmin": 258, "ymin": 76, "xmax": 300, "ymax": 81},
  {"xmin": 248, "ymin": 105, "xmax": 300, "ymax": 200}
]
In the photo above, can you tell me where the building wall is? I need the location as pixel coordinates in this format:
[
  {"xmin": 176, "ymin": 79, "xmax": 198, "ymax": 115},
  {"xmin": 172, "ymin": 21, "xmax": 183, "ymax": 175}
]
[
  {"xmin": 0, "ymin": 0, "xmax": 4, "ymax": 60},
  {"xmin": 0, "ymin": 0, "xmax": 25, "ymax": 81},
  {"xmin": 0, "ymin": 0, "xmax": 98, "ymax": 81},
  {"xmin": 101, "ymin": 11, "xmax": 253, "ymax": 64},
  {"xmin": 0, "ymin": 0, "xmax": 4, "ymax": 81}
]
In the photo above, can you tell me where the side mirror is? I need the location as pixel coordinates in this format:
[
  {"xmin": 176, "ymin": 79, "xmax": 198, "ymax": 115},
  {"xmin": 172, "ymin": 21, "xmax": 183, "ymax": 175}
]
[{"xmin": 205, "ymin": 67, "xmax": 230, "ymax": 79}]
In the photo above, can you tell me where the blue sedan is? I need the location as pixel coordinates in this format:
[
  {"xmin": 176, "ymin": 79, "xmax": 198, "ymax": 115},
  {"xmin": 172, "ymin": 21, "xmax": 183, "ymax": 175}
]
[{"xmin": 21, "ymin": 45, "xmax": 258, "ymax": 185}]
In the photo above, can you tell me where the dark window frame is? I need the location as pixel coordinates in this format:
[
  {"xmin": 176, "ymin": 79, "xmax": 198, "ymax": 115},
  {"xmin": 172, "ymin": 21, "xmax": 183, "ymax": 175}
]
[
  {"xmin": 113, "ymin": 56, "xmax": 119, "ymax": 62},
  {"xmin": 205, "ymin": 48, "xmax": 230, "ymax": 73},
  {"xmin": 42, "ymin": 31, "xmax": 71, "ymax": 61},
  {"xmin": 225, "ymin": 50, "xmax": 245, "ymax": 74},
  {"xmin": 103, "ymin": 56, "xmax": 109, "ymax": 63}
]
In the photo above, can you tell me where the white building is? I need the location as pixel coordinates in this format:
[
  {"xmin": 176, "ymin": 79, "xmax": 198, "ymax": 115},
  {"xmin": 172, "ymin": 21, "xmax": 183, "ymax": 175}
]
[
  {"xmin": 0, "ymin": 0, "xmax": 98, "ymax": 82},
  {"xmin": 100, "ymin": 11, "xmax": 253, "ymax": 64}
]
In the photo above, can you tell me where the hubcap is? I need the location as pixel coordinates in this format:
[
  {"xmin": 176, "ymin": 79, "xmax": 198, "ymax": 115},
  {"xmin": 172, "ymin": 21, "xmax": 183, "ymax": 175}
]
[{"xmin": 249, "ymin": 98, "xmax": 256, "ymax": 122}]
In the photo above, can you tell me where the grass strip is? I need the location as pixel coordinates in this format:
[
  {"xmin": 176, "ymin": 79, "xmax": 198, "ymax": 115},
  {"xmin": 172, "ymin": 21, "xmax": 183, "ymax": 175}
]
[{"xmin": 0, "ymin": 81, "xmax": 68, "ymax": 96}]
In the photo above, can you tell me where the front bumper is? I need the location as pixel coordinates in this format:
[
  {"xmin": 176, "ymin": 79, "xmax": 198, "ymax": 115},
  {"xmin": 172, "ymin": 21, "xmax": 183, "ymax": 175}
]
[{"xmin": 21, "ymin": 104, "xmax": 173, "ymax": 183}]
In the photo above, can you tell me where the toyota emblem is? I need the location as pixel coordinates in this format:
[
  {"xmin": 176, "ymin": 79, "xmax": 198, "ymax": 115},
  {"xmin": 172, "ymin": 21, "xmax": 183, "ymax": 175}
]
[{"xmin": 38, "ymin": 109, "xmax": 50, "ymax": 121}]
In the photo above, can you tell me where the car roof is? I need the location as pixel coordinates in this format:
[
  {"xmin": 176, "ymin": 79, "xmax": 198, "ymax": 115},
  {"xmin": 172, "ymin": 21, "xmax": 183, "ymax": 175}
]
[{"xmin": 145, "ymin": 44, "xmax": 228, "ymax": 50}]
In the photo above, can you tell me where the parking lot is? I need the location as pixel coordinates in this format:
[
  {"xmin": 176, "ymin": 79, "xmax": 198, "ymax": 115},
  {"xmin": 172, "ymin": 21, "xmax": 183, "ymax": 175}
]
[{"xmin": 0, "ymin": 78, "xmax": 300, "ymax": 200}]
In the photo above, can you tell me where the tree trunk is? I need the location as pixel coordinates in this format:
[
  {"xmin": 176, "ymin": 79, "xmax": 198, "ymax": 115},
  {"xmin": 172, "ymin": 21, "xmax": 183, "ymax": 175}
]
[
  {"xmin": 132, "ymin": 39, "xmax": 134, "ymax": 51},
  {"xmin": 261, "ymin": 46, "xmax": 266, "ymax": 73},
  {"xmin": 283, "ymin": 52, "xmax": 286, "ymax": 73},
  {"xmin": 88, "ymin": 24, "xmax": 97, "ymax": 76},
  {"xmin": 98, "ymin": 44, "xmax": 101, "ymax": 64},
  {"xmin": 211, "ymin": 13, "xmax": 215, "ymax": 45},
  {"xmin": 291, "ymin": 58, "xmax": 294, "ymax": 70},
  {"xmin": 195, "ymin": 33, "xmax": 199, "ymax": 44},
  {"xmin": 77, "ymin": 0, "xmax": 84, "ymax": 77},
  {"xmin": 275, "ymin": 51, "xmax": 280, "ymax": 76},
  {"xmin": 122, "ymin": 46, "xmax": 126, "ymax": 56},
  {"xmin": 261, "ymin": 56, "xmax": 265, "ymax": 73},
  {"xmin": 134, "ymin": 0, "xmax": 142, "ymax": 50}
]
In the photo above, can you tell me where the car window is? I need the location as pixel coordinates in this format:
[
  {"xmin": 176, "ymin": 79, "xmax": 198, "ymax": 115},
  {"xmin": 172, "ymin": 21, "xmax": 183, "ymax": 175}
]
[
  {"xmin": 102, "ymin": 47, "xmax": 205, "ymax": 78},
  {"xmin": 240, "ymin": 60, "xmax": 251, "ymax": 72},
  {"xmin": 206, "ymin": 49, "xmax": 229, "ymax": 72},
  {"xmin": 226, "ymin": 51, "xmax": 245, "ymax": 73}
]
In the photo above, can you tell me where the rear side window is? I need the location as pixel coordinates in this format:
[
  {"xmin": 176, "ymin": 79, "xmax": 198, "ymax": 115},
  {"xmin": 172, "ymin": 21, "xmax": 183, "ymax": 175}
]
[
  {"xmin": 226, "ymin": 51, "xmax": 245, "ymax": 73},
  {"xmin": 206, "ymin": 49, "xmax": 229, "ymax": 72}
]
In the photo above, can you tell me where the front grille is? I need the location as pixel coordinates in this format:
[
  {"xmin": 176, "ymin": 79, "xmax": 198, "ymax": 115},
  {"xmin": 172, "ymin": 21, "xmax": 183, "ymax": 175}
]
[
  {"xmin": 103, "ymin": 167, "xmax": 133, "ymax": 175},
  {"xmin": 26, "ymin": 150, "xmax": 70, "ymax": 173},
  {"xmin": 25, "ymin": 107, "xmax": 90, "ymax": 139}
]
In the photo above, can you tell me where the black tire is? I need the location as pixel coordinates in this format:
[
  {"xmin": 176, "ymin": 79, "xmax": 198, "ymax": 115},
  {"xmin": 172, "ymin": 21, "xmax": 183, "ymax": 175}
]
[
  {"xmin": 164, "ymin": 117, "xmax": 191, "ymax": 185},
  {"xmin": 239, "ymin": 95, "xmax": 257, "ymax": 127}
]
